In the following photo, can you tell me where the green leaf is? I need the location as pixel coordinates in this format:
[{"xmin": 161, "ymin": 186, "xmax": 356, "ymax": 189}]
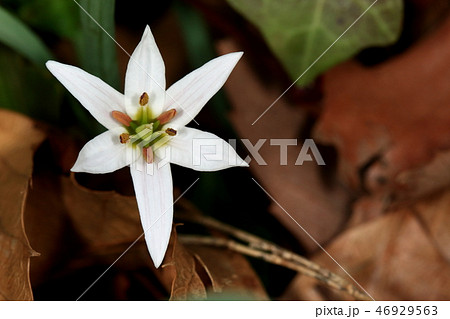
[
  {"xmin": 227, "ymin": 0, "xmax": 403, "ymax": 86},
  {"xmin": 77, "ymin": 0, "xmax": 120, "ymax": 90},
  {"xmin": 0, "ymin": 5, "xmax": 53, "ymax": 66},
  {"xmin": 18, "ymin": 0, "xmax": 80, "ymax": 39},
  {"xmin": 0, "ymin": 45, "xmax": 63, "ymax": 123}
]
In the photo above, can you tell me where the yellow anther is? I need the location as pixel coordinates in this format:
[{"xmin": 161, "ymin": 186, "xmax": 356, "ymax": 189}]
[
  {"xmin": 119, "ymin": 133, "xmax": 130, "ymax": 144},
  {"xmin": 165, "ymin": 128, "xmax": 177, "ymax": 136},
  {"xmin": 139, "ymin": 92, "xmax": 149, "ymax": 106}
]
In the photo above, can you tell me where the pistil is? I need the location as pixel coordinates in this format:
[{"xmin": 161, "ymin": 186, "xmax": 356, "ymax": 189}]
[{"xmin": 112, "ymin": 92, "xmax": 177, "ymax": 161}]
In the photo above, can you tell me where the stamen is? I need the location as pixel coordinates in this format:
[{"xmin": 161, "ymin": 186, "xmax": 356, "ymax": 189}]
[
  {"xmin": 119, "ymin": 133, "xmax": 130, "ymax": 144},
  {"xmin": 165, "ymin": 128, "xmax": 177, "ymax": 136},
  {"xmin": 143, "ymin": 146, "xmax": 154, "ymax": 163},
  {"xmin": 157, "ymin": 109, "xmax": 177, "ymax": 124},
  {"xmin": 139, "ymin": 92, "xmax": 149, "ymax": 106},
  {"xmin": 112, "ymin": 111, "xmax": 132, "ymax": 126}
]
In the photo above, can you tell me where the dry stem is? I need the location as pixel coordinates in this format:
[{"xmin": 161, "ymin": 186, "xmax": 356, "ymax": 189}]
[{"xmin": 176, "ymin": 203, "xmax": 371, "ymax": 301}]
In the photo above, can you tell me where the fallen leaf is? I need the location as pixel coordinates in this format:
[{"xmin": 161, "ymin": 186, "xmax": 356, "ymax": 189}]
[
  {"xmin": 62, "ymin": 175, "xmax": 143, "ymax": 249},
  {"xmin": 25, "ymin": 163, "xmax": 74, "ymax": 287},
  {"xmin": 0, "ymin": 109, "xmax": 45, "ymax": 300},
  {"xmin": 284, "ymin": 189, "xmax": 450, "ymax": 300},
  {"xmin": 160, "ymin": 229, "xmax": 207, "ymax": 301},
  {"xmin": 314, "ymin": 14, "xmax": 450, "ymax": 200},
  {"xmin": 414, "ymin": 188, "xmax": 450, "ymax": 263},
  {"xmin": 226, "ymin": 0, "xmax": 403, "ymax": 86},
  {"xmin": 189, "ymin": 245, "xmax": 269, "ymax": 300},
  {"xmin": 218, "ymin": 39, "xmax": 350, "ymax": 251}
]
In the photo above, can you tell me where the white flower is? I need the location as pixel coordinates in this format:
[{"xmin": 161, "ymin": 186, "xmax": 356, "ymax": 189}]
[{"xmin": 46, "ymin": 26, "xmax": 247, "ymax": 267}]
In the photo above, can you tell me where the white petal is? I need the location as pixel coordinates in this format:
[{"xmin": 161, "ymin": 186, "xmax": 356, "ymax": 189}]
[
  {"xmin": 46, "ymin": 61, "xmax": 125, "ymax": 131},
  {"xmin": 163, "ymin": 127, "xmax": 248, "ymax": 171},
  {"xmin": 125, "ymin": 25, "xmax": 166, "ymax": 118},
  {"xmin": 130, "ymin": 159, "xmax": 173, "ymax": 268},
  {"xmin": 71, "ymin": 129, "xmax": 132, "ymax": 174},
  {"xmin": 164, "ymin": 52, "xmax": 243, "ymax": 127}
]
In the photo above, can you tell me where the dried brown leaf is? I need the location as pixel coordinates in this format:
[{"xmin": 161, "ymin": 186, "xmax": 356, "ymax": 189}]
[
  {"xmin": 314, "ymin": 15, "xmax": 450, "ymax": 200},
  {"xmin": 26, "ymin": 169, "xmax": 158, "ymax": 287},
  {"xmin": 284, "ymin": 189, "xmax": 450, "ymax": 300},
  {"xmin": 62, "ymin": 175, "xmax": 143, "ymax": 248},
  {"xmin": 160, "ymin": 230, "xmax": 207, "ymax": 301},
  {"xmin": 414, "ymin": 189, "xmax": 450, "ymax": 263},
  {"xmin": 25, "ymin": 170, "xmax": 72, "ymax": 286},
  {"xmin": 0, "ymin": 109, "xmax": 45, "ymax": 300},
  {"xmin": 189, "ymin": 245, "xmax": 269, "ymax": 300}
]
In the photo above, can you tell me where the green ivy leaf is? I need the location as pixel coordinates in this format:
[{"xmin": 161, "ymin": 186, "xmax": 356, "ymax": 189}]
[{"xmin": 227, "ymin": 0, "xmax": 403, "ymax": 86}]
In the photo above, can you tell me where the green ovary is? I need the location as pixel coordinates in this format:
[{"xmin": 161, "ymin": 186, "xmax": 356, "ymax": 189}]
[{"xmin": 126, "ymin": 106, "xmax": 168, "ymax": 149}]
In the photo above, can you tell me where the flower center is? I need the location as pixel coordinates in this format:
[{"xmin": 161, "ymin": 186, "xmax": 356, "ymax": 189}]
[{"xmin": 112, "ymin": 92, "xmax": 177, "ymax": 163}]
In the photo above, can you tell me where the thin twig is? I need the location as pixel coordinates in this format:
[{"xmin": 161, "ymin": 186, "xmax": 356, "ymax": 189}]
[
  {"xmin": 176, "ymin": 205, "xmax": 371, "ymax": 301},
  {"xmin": 179, "ymin": 235, "xmax": 370, "ymax": 301}
]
